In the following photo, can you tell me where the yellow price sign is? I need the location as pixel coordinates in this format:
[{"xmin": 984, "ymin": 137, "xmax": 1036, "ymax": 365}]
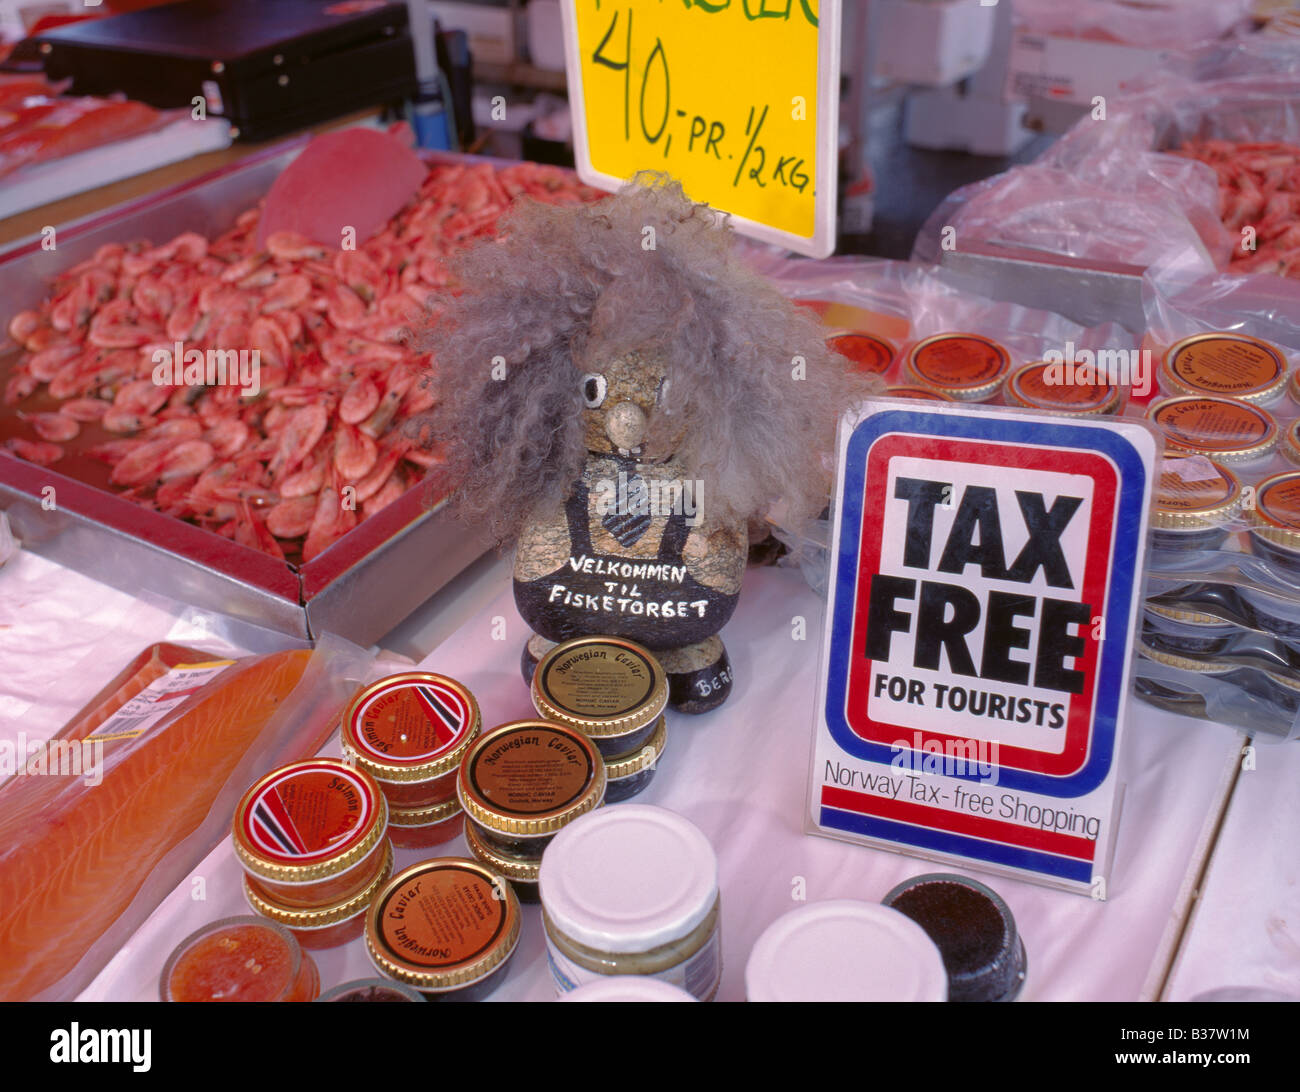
[{"xmin": 562, "ymin": 0, "xmax": 841, "ymax": 257}]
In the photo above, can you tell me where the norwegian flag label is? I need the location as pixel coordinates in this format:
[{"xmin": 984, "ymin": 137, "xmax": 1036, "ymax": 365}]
[{"xmin": 349, "ymin": 676, "xmax": 474, "ymax": 764}]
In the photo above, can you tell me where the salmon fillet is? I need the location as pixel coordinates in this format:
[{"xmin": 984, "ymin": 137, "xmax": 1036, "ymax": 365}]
[{"xmin": 0, "ymin": 648, "xmax": 313, "ymax": 1000}]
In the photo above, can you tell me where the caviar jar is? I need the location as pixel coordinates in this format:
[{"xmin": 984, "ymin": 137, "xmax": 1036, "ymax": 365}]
[
  {"xmin": 532, "ymin": 636, "xmax": 668, "ymax": 760},
  {"xmin": 903, "ymin": 333, "xmax": 1010, "ymax": 402},
  {"xmin": 1146, "ymin": 396, "xmax": 1278, "ymax": 467},
  {"xmin": 342, "ymin": 672, "xmax": 480, "ymax": 809},
  {"xmin": 464, "ymin": 818, "xmax": 540, "ymax": 903},
  {"xmin": 559, "ymin": 976, "xmax": 697, "ymax": 1002},
  {"xmin": 828, "ymin": 331, "xmax": 897, "ymax": 375},
  {"xmin": 883, "ymin": 874, "xmax": 1026, "ymax": 1002},
  {"xmin": 1151, "ymin": 454, "xmax": 1242, "ymax": 556},
  {"xmin": 232, "ymin": 759, "xmax": 390, "ymax": 910},
  {"xmin": 604, "ymin": 713, "xmax": 667, "ymax": 802},
  {"xmin": 1004, "ymin": 360, "xmax": 1121, "ymax": 415},
  {"xmin": 1143, "ymin": 604, "xmax": 1238, "ymax": 657},
  {"xmin": 745, "ymin": 900, "xmax": 947, "ymax": 1002},
  {"xmin": 1246, "ymin": 471, "xmax": 1300, "ymax": 576},
  {"xmin": 387, "ymin": 796, "xmax": 465, "ymax": 849},
  {"xmin": 1136, "ymin": 642, "xmax": 1238, "ymax": 690},
  {"xmin": 458, "ymin": 720, "xmax": 606, "ymax": 859},
  {"xmin": 886, "ymin": 385, "xmax": 955, "ymax": 401},
  {"xmin": 160, "ymin": 916, "xmax": 320, "ymax": 1002},
  {"xmin": 365, "ymin": 858, "xmax": 521, "ymax": 1001},
  {"xmin": 540, "ymin": 804, "xmax": 722, "ymax": 1000},
  {"xmin": 244, "ymin": 842, "xmax": 394, "ymax": 950},
  {"xmin": 316, "ymin": 979, "xmax": 425, "ymax": 1002},
  {"xmin": 1159, "ymin": 332, "xmax": 1289, "ymax": 406},
  {"xmin": 1281, "ymin": 420, "xmax": 1300, "ymax": 466}
]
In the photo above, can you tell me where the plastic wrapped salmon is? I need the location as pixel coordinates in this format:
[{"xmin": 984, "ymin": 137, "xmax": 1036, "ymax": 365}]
[{"xmin": 0, "ymin": 635, "xmax": 369, "ymax": 1001}]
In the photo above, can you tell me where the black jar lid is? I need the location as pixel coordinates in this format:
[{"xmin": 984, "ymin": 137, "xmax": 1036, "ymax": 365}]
[{"xmin": 883, "ymin": 873, "xmax": 1027, "ymax": 1003}]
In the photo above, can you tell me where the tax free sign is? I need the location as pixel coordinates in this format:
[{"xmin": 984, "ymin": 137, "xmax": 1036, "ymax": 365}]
[{"xmin": 807, "ymin": 401, "xmax": 1156, "ymax": 897}]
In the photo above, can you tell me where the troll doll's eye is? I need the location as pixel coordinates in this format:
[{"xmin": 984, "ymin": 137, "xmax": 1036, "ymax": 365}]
[{"xmin": 581, "ymin": 374, "xmax": 607, "ymax": 408}]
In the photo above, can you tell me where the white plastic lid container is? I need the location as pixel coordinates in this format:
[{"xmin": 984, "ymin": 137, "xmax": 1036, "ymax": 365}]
[
  {"xmin": 558, "ymin": 976, "xmax": 697, "ymax": 1002},
  {"xmin": 541, "ymin": 805, "xmax": 717, "ymax": 952},
  {"xmin": 539, "ymin": 805, "xmax": 722, "ymax": 999},
  {"xmin": 745, "ymin": 900, "xmax": 948, "ymax": 1002}
]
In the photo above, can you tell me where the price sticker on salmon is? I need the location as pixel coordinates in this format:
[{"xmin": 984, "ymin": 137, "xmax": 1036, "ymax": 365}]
[
  {"xmin": 561, "ymin": 0, "xmax": 841, "ymax": 257},
  {"xmin": 808, "ymin": 401, "xmax": 1157, "ymax": 896}
]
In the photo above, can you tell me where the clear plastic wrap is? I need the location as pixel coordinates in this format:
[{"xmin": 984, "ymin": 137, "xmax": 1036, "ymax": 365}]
[
  {"xmin": 1013, "ymin": 0, "xmax": 1252, "ymax": 49},
  {"xmin": 914, "ymin": 57, "xmax": 1300, "ymax": 276}
]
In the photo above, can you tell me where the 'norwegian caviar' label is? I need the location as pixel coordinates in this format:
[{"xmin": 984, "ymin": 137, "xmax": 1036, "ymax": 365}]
[
  {"xmin": 378, "ymin": 865, "xmax": 508, "ymax": 968},
  {"xmin": 540, "ymin": 643, "xmax": 656, "ymax": 718},
  {"xmin": 1009, "ymin": 362, "xmax": 1115, "ymax": 412},
  {"xmin": 349, "ymin": 676, "xmax": 473, "ymax": 763},
  {"xmin": 907, "ymin": 335, "xmax": 1009, "ymax": 391},
  {"xmin": 1256, "ymin": 473, "xmax": 1300, "ymax": 529},
  {"xmin": 1156, "ymin": 455, "xmax": 1239, "ymax": 514},
  {"xmin": 829, "ymin": 333, "xmax": 896, "ymax": 376},
  {"xmin": 468, "ymin": 727, "xmax": 595, "ymax": 816},
  {"xmin": 242, "ymin": 764, "xmax": 374, "ymax": 863},
  {"xmin": 1148, "ymin": 397, "xmax": 1276, "ymax": 455},
  {"xmin": 1164, "ymin": 334, "xmax": 1286, "ymax": 398}
]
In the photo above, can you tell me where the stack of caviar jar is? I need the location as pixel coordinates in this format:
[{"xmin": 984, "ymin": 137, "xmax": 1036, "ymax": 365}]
[
  {"xmin": 1133, "ymin": 331, "xmax": 1300, "ymax": 740},
  {"xmin": 341, "ymin": 672, "xmax": 481, "ymax": 849},
  {"xmin": 457, "ymin": 720, "xmax": 607, "ymax": 903},
  {"xmin": 231, "ymin": 759, "xmax": 394, "ymax": 949},
  {"xmin": 531, "ymin": 636, "xmax": 668, "ymax": 802}
]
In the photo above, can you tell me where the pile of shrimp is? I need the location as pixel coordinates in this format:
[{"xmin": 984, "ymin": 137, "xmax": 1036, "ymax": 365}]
[
  {"xmin": 1172, "ymin": 138, "xmax": 1300, "ymax": 276},
  {"xmin": 2, "ymin": 161, "xmax": 604, "ymax": 561}
]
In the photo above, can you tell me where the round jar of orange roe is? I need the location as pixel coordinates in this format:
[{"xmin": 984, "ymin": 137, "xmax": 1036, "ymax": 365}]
[
  {"xmin": 904, "ymin": 333, "xmax": 1010, "ymax": 402},
  {"xmin": 160, "ymin": 916, "xmax": 320, "ymax": 1002},
  {"xmin": 232, "ymin": 759, "xmax": 390, "ymax": 910},
  {"xmin": 342, "ymin": 672, "xmax": 481, "ymax": 809},
  {"xmin": 387, "ymin": 796, "xmax": 466, "ymax": 849},
  {"xmin": 243, "ymin": 842, "xmax": 395, "ymax": 950}
]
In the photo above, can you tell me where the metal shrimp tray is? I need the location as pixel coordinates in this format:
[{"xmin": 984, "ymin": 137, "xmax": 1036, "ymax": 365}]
[{"xmin": 0, "ymin": 138, "xmax": 490, "ymax": 644}]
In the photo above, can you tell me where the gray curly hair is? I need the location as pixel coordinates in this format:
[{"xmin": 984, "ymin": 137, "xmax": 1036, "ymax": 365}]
[{"xmin": 417, "ymin": 172, "xmax": 876, "ymax": 546}]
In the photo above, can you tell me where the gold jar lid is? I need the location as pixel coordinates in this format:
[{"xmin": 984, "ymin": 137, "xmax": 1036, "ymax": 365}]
[
  {"xmin": 1005, "ymin": 361, "xmax": 1120, "ymax": 415},
  {"xmin": 366, "ymin": 858, "xmax": 520, "ymax": 992},
  {"xmin": 606, "ymin": 714, "xmax": 667, "ymax": 780},
  {"xmin": 1145, "ymin": 602, "xmax": 1232, "ymax": 627},
  {"xmin": 885, "ymin": 385, "xmax": 955, "ymax": 401},
  {"xmin": 1245, "ymin": 470, "xmax": 1300, "ymax": 552},
  {"xmin": 904, "ymin": 332, "xmax": 1010, "ymax": 401},
  {"xmin": 1281, "ymin": 420, "xmax": 1300, "ymax": 466},
  {"xmin": 532, "ymin": 636, "xmax": 668, "ymax": 739},
  {"xmin": 342, "ymin": 672, "xmax": 481, "ymax": 784},
  {"xmin": 244, "ymin": 842, "xmax": 394, "ymax": 928},
  {"xmin": 457, "ymin": 720, "xmax": 606, "ymax": 837},
  {"xmin": 1161, "ymin": 332, "xmax": 1289, "ymax": 405},
  {"xmin": 1146, "ymin": 396, "xmax": 1278, "ymax": 465},
  {"xmin": 464, "ymin": 820, "xmax": 540, "ymax": 883},
  {"xmin": 828, "ymin": 331, "xmax": 897, "ymax": 376},
  {"xmin": 1151, "ymin": 454, "xmax": 1243, "ymax": 530},
  {"xmin": 1137, "ymin": 642, "xmax": 1236, "ymax": 675},
  {"xmin": 232, "ymin": 759, "xmax": 388, "ymax": 884},
  {"xmin": 388, "ymin": 795, "xmax": 462, "ymax": 829}
]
